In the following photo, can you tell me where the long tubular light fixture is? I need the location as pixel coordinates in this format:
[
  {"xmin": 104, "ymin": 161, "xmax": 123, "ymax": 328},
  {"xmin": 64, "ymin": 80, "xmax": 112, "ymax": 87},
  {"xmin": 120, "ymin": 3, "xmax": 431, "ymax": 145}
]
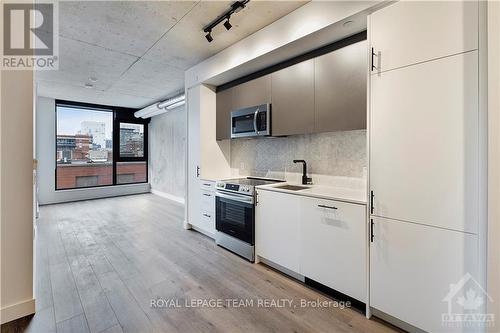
[
  {"xmin": 134, "ymin": 93, "xmax": 185, "ymax": 119},
  {"xmin": 134, "ymin": 103, "xmax": 161, "ymax": 118},
  {"xmin": 166, "ymin": 100, "xmax": 185, "ymax": 110}
]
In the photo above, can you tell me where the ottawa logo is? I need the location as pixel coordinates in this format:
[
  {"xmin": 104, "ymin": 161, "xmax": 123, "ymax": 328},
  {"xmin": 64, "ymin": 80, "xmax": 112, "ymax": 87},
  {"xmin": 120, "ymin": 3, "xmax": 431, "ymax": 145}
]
[{"xmin": 442, "ymin": 273, "xmax": 495, "ymax": 328}]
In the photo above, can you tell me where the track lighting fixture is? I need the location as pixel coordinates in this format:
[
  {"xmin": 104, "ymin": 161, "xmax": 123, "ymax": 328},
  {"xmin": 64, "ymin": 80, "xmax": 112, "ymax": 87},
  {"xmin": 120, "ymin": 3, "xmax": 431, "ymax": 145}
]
[
  {"xmin": 205, "ymin": 31, "xmax": 213, "ymax": 43},
  {"xmin": 202, "ymin": 0, "xmax": 249, "ymax": 42},
  {"xmin": 224, "ymin": 18, "xmax": 232, "ymax": 31}
]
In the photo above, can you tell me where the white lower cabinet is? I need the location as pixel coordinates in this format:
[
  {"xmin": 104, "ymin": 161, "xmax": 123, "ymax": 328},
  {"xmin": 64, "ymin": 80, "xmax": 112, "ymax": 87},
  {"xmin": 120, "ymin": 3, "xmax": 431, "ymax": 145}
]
[
  {"xmin": 300, "ymin": 197, "xmax": 366, "ymax": 302},
  {"xmin": 370, "ymin": 216, "xmax": 479, "ymax": 333},
  {"xmin": 255, "ymin": 189, "xmax": 366, "ymax": 302},
  {"xmin": 192, "ymin": 180, "xmax": 216, "ymax": 237},
  {"xmin": 255, "ymin": 190, "xmax": 301, "ymax": 273}
]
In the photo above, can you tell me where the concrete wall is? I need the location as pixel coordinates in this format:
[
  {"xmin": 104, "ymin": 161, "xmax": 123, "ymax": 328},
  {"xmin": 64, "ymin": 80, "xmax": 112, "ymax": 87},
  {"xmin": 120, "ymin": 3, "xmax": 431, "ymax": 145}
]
[
  {"xmin": 0, "ymin": 70, "xmax": 35, "ymax": 324},
  {"xmin": 36, "ymin": 96, "xmax": 149, "ymax": 205},
  {"xmin": 149, "ymin": 106, "xmax": 186, "ymax": 204}
]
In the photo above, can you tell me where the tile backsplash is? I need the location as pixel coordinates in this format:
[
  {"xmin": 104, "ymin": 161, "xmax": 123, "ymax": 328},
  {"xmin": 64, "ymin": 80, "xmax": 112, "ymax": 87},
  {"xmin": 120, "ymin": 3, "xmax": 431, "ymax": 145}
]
[{"xmin": 230, "ymin": 130, "xmax": 367, "ymax": 181}]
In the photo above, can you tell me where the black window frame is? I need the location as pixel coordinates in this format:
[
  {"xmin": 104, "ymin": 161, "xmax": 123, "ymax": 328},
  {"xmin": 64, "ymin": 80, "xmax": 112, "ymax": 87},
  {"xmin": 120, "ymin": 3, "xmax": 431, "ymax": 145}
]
[
  {"xmin": 55, "ymin": 99, "xmax": 150, "ymax": 191},
  {"xmin": 113, "ymin": 107, "xmax": 149, "ymax": 185}
]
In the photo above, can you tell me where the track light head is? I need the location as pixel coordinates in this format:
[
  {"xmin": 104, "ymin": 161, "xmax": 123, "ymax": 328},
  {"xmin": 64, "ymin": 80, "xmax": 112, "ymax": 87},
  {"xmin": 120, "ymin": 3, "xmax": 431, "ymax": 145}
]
[
  {"xmin": 205, "ymin": 31, "xmax": 213, "ymax": 43},
  {"xmin": 202, "ymin": 0, "xmax": 249, "ymax": 41}
]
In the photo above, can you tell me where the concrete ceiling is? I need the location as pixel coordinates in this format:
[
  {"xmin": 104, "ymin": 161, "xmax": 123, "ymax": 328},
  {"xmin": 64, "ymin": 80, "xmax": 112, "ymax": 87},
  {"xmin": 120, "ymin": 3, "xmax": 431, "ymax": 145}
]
[{"xmin": 35, "ymin": 1, "xmax": 308, "ymax": 108}]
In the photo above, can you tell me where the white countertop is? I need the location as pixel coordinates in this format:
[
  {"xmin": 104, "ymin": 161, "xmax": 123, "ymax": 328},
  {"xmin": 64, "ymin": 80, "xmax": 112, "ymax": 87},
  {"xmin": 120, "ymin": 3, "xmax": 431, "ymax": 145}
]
[{"xmin": 256, "ymin": 182, "xmax": 367, "ymax": 205}]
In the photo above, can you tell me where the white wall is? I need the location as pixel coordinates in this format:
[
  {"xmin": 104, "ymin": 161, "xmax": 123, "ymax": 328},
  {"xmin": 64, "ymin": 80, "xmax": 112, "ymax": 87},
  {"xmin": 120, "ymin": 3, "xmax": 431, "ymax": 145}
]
[
  {"xmin": 36, "ymin": 96, "xmax": 150, "ymax": 205},
  {"xmin": 0, "ymin": 70, "xmax": 35, "ymax": 324},
  {"xmin": 149, "ymin": 106, "xmax": 186, "ymax": 204},
  {"xmin": 488, "ymin": 1, "xmax": 500, "ymax": 329}
]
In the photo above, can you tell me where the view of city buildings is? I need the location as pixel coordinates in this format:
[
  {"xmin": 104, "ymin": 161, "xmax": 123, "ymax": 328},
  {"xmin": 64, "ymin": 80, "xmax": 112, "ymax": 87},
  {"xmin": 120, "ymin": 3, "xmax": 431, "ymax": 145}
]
[
  {"xmin": 56, "ymin": 107, "xmax": 146, "ymax": 189},
  {"xmin": 119, "ymin": 123, "xmax": 145, "ymax": 158}
]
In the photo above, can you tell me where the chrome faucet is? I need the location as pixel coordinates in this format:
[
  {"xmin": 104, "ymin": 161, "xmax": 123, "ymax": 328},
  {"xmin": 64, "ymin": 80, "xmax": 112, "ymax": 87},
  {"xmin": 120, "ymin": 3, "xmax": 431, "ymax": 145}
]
[{"xmin": 293, "ymin": 160, "xmax": 312, "ymax": 185}]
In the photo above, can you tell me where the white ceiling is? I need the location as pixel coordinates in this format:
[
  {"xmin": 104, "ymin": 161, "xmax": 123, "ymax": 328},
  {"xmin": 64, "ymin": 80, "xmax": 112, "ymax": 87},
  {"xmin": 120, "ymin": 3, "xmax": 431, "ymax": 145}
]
[{"xmin": 35, "ymin": 1, "xmax": 307, "ymax": 108}]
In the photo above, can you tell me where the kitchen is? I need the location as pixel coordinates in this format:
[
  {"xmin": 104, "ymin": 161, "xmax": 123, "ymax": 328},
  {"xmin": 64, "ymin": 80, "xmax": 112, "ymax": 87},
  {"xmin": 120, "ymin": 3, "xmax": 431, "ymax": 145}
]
[
  {"xmin": 185, "ymin": 1, "xmax": 489, "ymax": 332},
  {"xmin": 1, "ymin": 0, "xmax": 497, "ymax": 332}
]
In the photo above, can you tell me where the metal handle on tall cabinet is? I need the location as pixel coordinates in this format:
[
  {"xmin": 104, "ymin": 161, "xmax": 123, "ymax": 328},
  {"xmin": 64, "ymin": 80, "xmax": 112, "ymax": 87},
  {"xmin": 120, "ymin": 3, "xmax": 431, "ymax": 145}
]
[
  {"xmin": 370, "ymin": 190, "xmax": 374, "ymax": 214},
  {"xmin": 371, "ymin": 48, "xmax": 377, "ymax": 71},
  {"xmin": 370, "ymin": 219, "xmax": 374, "ymax": 242},
  {"xmin": 196, "ymin": 166, "xmax": 200, "ymax": 177}
]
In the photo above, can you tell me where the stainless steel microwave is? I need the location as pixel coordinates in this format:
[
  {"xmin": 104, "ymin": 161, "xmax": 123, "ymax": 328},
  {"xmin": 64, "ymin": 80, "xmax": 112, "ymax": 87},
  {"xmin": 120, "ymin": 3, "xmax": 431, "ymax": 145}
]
[{"xmin": 231, "ymin": 104, "xmax": 271, "ymax": 139}]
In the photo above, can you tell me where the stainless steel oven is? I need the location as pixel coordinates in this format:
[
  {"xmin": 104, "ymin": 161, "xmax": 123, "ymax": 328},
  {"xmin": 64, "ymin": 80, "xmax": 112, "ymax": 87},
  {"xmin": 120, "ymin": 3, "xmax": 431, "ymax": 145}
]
[
  {"xmin": 215, "ymin": 177, "xmax": 283, "ymax": 262},
  {"xmin": 215, "ymin": 190, "xmax": 255, "ymax": 261},
  {"xmin": 231, "ymin": 104, "xmax": 270, "ymax": 138}
]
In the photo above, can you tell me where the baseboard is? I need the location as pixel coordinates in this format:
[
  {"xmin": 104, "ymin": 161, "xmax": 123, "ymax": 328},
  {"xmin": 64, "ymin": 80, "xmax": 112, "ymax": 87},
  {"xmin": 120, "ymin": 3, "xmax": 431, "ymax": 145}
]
[
  {"xmin": 1, "ymin": 299, "xmax": 35, "ymax": 325},
  {"xmin": 151, "ymin": 189, "xmax": 185, "ymax": 205}
]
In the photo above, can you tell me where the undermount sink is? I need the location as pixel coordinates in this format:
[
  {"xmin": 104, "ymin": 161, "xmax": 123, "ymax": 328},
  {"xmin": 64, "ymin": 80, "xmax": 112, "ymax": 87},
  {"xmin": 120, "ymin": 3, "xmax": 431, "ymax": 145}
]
[{"xmin": 274, "ymin": 184, "xmax": 309, "ymax": 191}]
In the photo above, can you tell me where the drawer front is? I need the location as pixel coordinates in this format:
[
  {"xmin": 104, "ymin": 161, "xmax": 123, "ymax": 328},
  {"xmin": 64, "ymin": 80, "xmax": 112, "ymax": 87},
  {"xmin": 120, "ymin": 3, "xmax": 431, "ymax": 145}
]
[
  {"xmin": 201, "ymin": 190, "xmax": 215, "ymax": 213},
  {"xmin": 200, "ymin": 210, "xmax": 215, "ymax": 234},
  {"xmin": 200, "ymin": 180, "xmax": 215, "ymax": 191}
]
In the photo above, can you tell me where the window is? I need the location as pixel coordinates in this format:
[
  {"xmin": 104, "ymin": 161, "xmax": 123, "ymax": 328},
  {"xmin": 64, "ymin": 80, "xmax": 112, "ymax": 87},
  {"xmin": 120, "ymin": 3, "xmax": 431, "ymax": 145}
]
[
  {"xmin": 119, "ymin": 123, "xmax": 144, "ymax": 158},
  {"xmin": 55, "ymin": 101, "xmax": 148, "ymax": 190},
  {"xmin": 56, "ymin": 105, "xmax": 113, "ymax": 189}
]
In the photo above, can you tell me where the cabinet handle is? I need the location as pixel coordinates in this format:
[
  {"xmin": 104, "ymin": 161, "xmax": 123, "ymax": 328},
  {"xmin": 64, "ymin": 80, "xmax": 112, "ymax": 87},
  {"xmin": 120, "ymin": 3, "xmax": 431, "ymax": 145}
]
[
  {"xmin": 370, "ymin": 190, "xmax": 374, "ymax": 215},
  {"xmin": 370, "ymin": 219, "xmax": 375, "ymax": 243},
  {"xmin": 196, "ymin": 166, "xmax": 200, "ymax": 177},
  {"xmin": 203, "ymin": 193, "xmax": 211, "ymax": 197},
  {"xmin": 203, "ymin": 213, "xmax": 211, "ymax": 218},
  {"xmin": 203, "ymin": 183, "xmax": 211, "ymax": 187},
  {"xmin": 371, "ymin": 47, "xmax": 378, "ymax": 72},
  {"xmin": 318, "ymin": 204, "xmax": 337, "ymax": 210}
]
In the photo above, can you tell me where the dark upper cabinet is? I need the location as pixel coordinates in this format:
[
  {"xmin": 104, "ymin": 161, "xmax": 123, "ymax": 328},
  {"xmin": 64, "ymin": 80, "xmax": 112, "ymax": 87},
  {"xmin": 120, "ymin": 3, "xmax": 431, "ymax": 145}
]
[
  {"xmin": 216, "ymin": 88, "xmax": 233, "ymax": 140},
  {"xmin": 215, "ymin": 39, "xmax": 367, "ymax": 140},
  {"xmin": 314, "ymin": 40, "xmax": 367, "ymax": 133},
  {"xmin": 271, "ymin": 59, "xmax": 315, "ymax": 136},
  {"xmin": 232, "ymin": 75, "xmax": 272, "ymax": 111}
]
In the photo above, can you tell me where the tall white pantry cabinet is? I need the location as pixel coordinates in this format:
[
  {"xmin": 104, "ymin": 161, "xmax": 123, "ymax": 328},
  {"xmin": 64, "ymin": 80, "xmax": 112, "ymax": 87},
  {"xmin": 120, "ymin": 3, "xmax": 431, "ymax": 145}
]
[{"xmin": 368, "ymin": 2, "xmax": 486, "ymax": 333}]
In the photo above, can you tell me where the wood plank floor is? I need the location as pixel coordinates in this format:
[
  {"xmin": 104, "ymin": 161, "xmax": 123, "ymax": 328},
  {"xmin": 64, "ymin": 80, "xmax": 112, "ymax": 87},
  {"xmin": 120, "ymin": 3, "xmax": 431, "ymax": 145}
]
[{"xmin": 2, "ymin": 194, "xmax": 400, "ymax": 333}]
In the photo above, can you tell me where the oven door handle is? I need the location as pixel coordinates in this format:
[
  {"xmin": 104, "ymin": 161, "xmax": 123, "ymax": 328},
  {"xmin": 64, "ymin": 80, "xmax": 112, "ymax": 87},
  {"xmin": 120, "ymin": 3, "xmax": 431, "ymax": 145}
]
[
  {"xmin": 216, "ymin": 191, "xmax": 254, "ymax": 204},
  {"xmin": 253, "ymin": 107, "xmax": 259, "ymax": 134}
]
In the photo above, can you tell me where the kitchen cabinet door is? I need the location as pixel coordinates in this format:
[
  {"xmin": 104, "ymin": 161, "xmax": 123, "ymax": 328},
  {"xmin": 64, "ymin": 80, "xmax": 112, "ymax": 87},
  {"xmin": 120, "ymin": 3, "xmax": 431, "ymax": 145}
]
[
  {"xmin": 370, "ymin": 216, "xmax": 479, "ymax": 333},
  {"xmin": 271, "ymin": 59, "xmax": 315, "ymax": 136},
  {"xmin": 314, "ymin": 40, "xmax": 367, "ymax": 133},
  {"xmin": 216, "ymin": 88, "xmax": 232, "ymax": 140},
  {"xmin": 255, "ymin": 190, "xmax": 301, "ymax": 274},
  {"xmin": 300, "ymin": 197, "xmax": 366, "ymax": 302},
  {"xmin": 187, "ymin": 87, "xmax": 202, "ymax": 232},
  {"xmin": 370, "ymin": 1, "xmax": 478, "ymax": 73},
  {"xmin": 232, "ymin": 75, "xmax": 271, "ymax": 111},
  {"xmin": 370, "ymin": 51, "xmax": 479, "ymax": 233}
]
